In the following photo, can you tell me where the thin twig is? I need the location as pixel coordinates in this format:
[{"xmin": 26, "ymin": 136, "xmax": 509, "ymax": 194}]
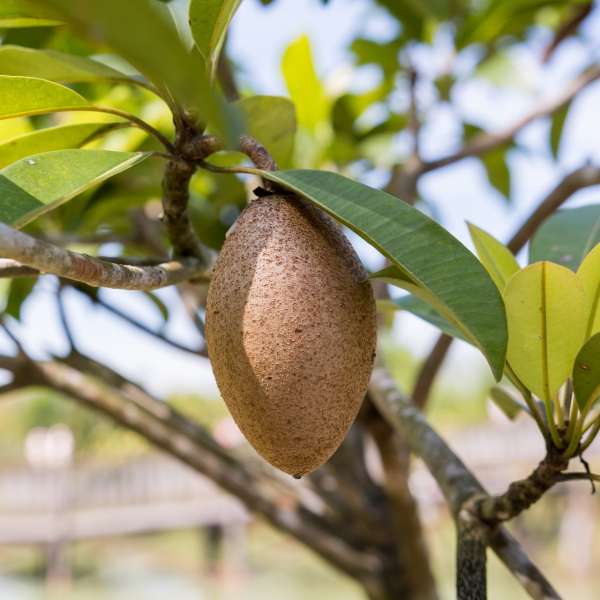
[
  {"xmin": 42, "ymin": 106, "xmax": 174, "ymax": 152},
  {"xmin": 419, "ymin": 65, "xmax": 600, "ymax": 174},
  {"xmin": 542, "ymin": 2, "xmax": 592, "ymax": 64},
  {"xmin": 0, "ymin": 223, "xmax": 208, "ymax": 290},
  {"xmin": 95, "ymin": 295, "xmax": 207, "ymax": 357}
]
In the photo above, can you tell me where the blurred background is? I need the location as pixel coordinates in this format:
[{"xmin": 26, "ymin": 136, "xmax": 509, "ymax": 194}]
[{"xmin": 1, "ymin": 0, "xmax": 600, "ymax": 598}]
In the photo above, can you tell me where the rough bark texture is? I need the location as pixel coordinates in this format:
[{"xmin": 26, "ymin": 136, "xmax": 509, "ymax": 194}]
[
  {"xmin": 0, "ymin": 223, "xmax": 206, "ymax": 290},
  {"xmin": 457, "ymin": 511, "xmax": 488, "ymax": 600}
]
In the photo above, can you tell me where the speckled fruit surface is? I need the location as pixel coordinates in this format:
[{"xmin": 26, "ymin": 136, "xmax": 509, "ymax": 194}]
[{"xmin": 205, "ymin": 195, "xmax": 377, "ymax": 476}]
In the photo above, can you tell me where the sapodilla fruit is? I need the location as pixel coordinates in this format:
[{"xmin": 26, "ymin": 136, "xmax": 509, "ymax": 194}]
[{"xmin": 205, "ymin": 194, "xmax": 377, "ymax": 477}]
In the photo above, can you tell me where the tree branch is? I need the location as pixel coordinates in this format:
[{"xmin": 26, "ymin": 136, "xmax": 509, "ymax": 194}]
[
  {"xmin": 542, "ymin": 2, "xmax": 592, "ymax": 64},
  {"xmin": 0, "ymin": 223, "xmax": 208, "ymax": 290},
  {"xmin": 92, "ymin": 295, "xmax": 208, "ymax": 357},
  {"xmin": 420, "ymin": 65, "xmax": 600, "ymax": 174},
  {"xmin": 506, "ymin": 163, "xmax": 600, "ymax": 253},
  {"xmin": 369, "ymin": 366, "xmax": 562, "ymax": 600},
  {"xmin": 473, "ymin": 448, "xmax": 569, "ymax": 525},
  {"xmin": 457, "ymin": 508, "xmax": 488, "ymax": 600}
]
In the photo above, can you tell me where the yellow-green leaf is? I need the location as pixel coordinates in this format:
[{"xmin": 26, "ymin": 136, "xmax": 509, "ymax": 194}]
[
  {"xmin": 0, "ymin": 76, "xmax": 88, "ymax": 120},
  {"xmin": 282, "ymin": 36, "xmax": 329, "ymax": 130},
  {"xmin": 504, "ymin": 262, "xmax": 586, "ymax": 402},
  {"xmin": 0, "ymin": 122, "xmax": 124, "ymax": 169},
  {"xmin": 468, "ymin": 222, "xmax": 520, "ymax": 290},
  {"xmin": 577, "ymin": 243, "xmax": 600, "ymax": 339},
  {"xmin": 0, "ymin": 46, "xmax": 129, "ymax": 83},
  {"xmin": 235, "ymin": 95, "xmax": 296, "ymax": 168},
  {"xmin": 0, "ymin": 149, "xmax": 149, "ymax": 228},
  {"xmin": 189, "ymin": 0, "xmax": 242, "ymax": 76},
  {"xmin": 0, "ymin": 0, "xmax": 61, "ymax": 27}
]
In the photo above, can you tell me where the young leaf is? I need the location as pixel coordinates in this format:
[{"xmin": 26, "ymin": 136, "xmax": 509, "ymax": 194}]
[
  {"xmin": 282, "ymin": 36, "xmax": 330, "ymax": 131},
  {"xmin": 189, "ymin": 0, "xmax": 242, "ymax": 76},
  {"xmin": 0, "ymin": 75, "xmax": 88, "ymax": 120},
  {"xmin": 0, "ymin": 122, "xmax": 124, "ymax": 169},
  {"xmin": 529, "ymin": 205, "xmax": 600, "ymax": 270},
  {"xmin": 468, "ymin": 223, "xmax": 519, "ymax": 290},
  {"xmin": 572, "ymin": 333, "xmax": 600, "ymax": 410},
  {"xmin": 577, "ymin": 243, "xmax": 600, "ymax": 339},
  {"xmin": 260, "ymin": 169, "xmax": 508, "ymax": 379},
  {"xmin": 236, "ymin": 96, "xmax": 296, "ymax": 168},
  {"xmin": 0, "ymin": 149, "xmax": 149, "ymax": 228},
  {"xmin": 0, "ymin": 45, "xmax": 131, "ymax": 84},
  {"xmin": 504, "ymin": 262, "xmax": 586, "ymax": 402},
  {"xmin": 489, "ymin": 386, "xmax": 527, "ymax": 420},
  {"xmin": 388, "ymin": 294, "xmax": 467, "ymax": 342}
]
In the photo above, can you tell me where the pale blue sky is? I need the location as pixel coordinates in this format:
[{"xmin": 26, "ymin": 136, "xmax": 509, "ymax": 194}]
[{"xmin": 2, "ymin": 0, "xmax": 600, "ymax": 397}]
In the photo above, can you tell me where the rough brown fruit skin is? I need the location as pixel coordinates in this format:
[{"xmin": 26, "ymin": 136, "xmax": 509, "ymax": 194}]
[{"xmin": 205, "ymin": 194, "xmax": 377, "ymax": 476}]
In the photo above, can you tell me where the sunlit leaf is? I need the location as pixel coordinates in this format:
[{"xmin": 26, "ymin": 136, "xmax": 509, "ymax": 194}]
[
  {"xmin": 189, "ymin": 0, "xmax": 241, "ymax": 76},
  {"xmin": 530, "ymin": 205, "xmax": 600, "ymax": 270},
  {"xmin": 0, "ymin": 76, "xmax": 88, "ymax": 120},
  {"xmin": 260, "ymin": 168, "xmax": 508, "ymax": 379},
  {"xmin": 30, "ymin": 0, "xmax": 236, "ymax": 137},
  {"xmin": 504, "ymin": 262, "xmax": 586, "ymax": 402},
  {"xmin": 237, "ymin": 96, "xmax": 296, "ymax": 168},
  {"xmin": 282, "ymin": 36, "xmax": 329, "ymax": 131},
  {"xmin": 0, "ymin": 149, "xmax": 149, "ymax": 228},
  {"xmin": 0, "ymin": 45, "xmax": 131, "ymax": 83},
  {"xmin": 0, "ymin": 0, "xmax": 61, "ymax": 27},
  {"xmin": 0, "ymin": 122, "xmax": 124, "ymax": 169},
  {"xmin": 577, "ymin": 243, "xmax": 600, "ymax": 339},
  {"xmin": 468, "ymin": 223, "xmax": 520, "ymax": 290}
]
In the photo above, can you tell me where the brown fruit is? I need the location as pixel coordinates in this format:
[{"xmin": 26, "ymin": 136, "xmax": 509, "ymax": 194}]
[{"xmin": 205, "ymin": 194, "xmax": 376, "ymax": 476}]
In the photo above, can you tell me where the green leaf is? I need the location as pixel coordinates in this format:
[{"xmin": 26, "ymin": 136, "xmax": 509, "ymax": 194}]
[
  {"xmin": 236, "ymin": 96, "xmax": 296, "ymax": 168},
  {"xmin": 489, "ymin": 386, "xmax": 527, "ymax": 420},
  {"xmin": 0, "ymin": 0, "xmax": 61, "ymax": 27},
  {"xmin": 504, "ymin": 262, "xmax": 586, "ymax": 402},
  {"xmin": 260, "ymin": 168, "xmax": 508, "ymax": 379},
  {"xmin": 481, "ymin": 146, "xmax": 511, "ymax": 199},
  {"xmin": 468, "ymin": 223, "xmax": 520, "ymax": 290},
  {"xmin": 530, "ymin": 205, "xmax": 600, "ymax": 270},
  {"xmin": 282, "ymin": 36, "xmax": 329, "ymax": 131},
  {"xmin": 0, "ymin": 76, "xmax": 88, "ymax": 120},
  {"xmin": 0, "ymin": 149, "xmax": 149, "ymax": 228},
  {"xmin": 189, "ymin": 0, "xmax": 241, "ymax": 76},
  {"xmin": 143, "ymin": 291, "xmax": 169, "ymax": 323},
  {"xmin": 0, "ymin": 122, "xmax": 124, "ymax": 169},
  {"xmin": 573, "ymin": 333, "xmax": 600, "ymax": 410},
  {"xmin": 0, "ymin": 45, "xmax": 130, "ymax": 83},
  {"xmin": 32, "ymin": 0, "xmax": 234, "ymax": 136},
  {"xmin": 3, "ymin": 276, "xmax": 36, "ymax": 319},
  {"xmin": 550, "ymin": 101, "xmax": 570, "ymax": 160},
  {"xmin": 388, "ymin": 294, "xmax": 467, "ymax": 342},
  {"xmin": 577, "ymin": 243, "xmax": 600, "ymax": 339}
]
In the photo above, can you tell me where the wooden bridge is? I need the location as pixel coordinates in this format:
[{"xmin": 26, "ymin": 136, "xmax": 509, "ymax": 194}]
[{"xmin": 0, "ymin": 454, "xmax": 248, "ymax": 545}]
